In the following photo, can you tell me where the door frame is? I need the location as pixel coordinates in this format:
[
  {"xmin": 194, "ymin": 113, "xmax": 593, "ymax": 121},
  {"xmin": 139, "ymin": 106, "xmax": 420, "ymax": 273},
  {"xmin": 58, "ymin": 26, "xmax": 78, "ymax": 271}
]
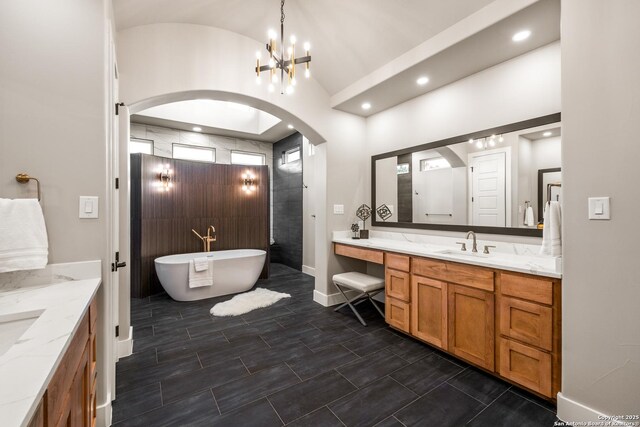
[{"xmin": 467, "ymin": 146, "xmax": 512, "ymax": 227}]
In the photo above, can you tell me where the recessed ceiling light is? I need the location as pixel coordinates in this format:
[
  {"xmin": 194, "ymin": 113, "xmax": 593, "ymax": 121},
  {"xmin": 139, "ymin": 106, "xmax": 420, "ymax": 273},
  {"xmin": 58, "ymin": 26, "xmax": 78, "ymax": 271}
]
[
  {"xmin": 287, "ymin": 124, "xmax": 294, "ymax": 129},
  {"xmin": 361, "ymin": 102, "xmax": 371, "ymax": 110},
  {"xmin": 192, "ymin": 127, "xmax": 202, "ymax": 132},
  {"xmin": 543, "ymin": 131, "xmax": 552, "ymax": 137},
  {"xmin": 512, "ymin": 30, "xmax": 531, "ymax": 42},
  {"xmin": 416, "ymin": 76, "xmax": 429, "ymax": 86}
]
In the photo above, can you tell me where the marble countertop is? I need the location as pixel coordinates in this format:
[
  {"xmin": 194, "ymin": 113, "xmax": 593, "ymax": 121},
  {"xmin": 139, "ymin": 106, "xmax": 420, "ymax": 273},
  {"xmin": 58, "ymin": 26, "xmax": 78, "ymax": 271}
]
[
  {"xmin": 0, "ymin": 261, "xmax": 101, "ymax": 427},
  {"xmin": 333, "ymin": 231, "xmax": 561, "ymax": 278}
]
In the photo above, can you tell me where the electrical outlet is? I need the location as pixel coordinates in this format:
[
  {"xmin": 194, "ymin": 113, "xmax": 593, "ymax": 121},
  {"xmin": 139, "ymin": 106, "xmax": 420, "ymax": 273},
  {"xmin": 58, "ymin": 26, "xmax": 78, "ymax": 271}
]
[{"xmin": 333, "ymin": 204, "xmax": 344, "ymax": 215}]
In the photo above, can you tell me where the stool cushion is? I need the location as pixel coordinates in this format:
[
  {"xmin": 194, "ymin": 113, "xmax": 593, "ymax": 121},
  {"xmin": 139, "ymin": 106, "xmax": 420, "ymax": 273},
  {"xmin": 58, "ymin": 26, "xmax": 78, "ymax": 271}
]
[{"xmin": 333, "ymin": 272, "xmax": 384, "ymax": 293}]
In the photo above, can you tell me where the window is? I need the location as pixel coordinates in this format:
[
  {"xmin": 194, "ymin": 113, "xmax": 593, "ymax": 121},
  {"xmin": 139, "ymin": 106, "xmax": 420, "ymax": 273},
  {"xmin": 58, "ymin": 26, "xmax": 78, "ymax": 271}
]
[
  {"xmin": 283, "ymin": 147, "xmax": 301, "ymax": 164},
  {"xmin": 172, "ymin": 144, "xmax": 216, "ymax": 163},
  {"xmin": 420, "ymin": 157, "xmax": 451, "ymax": 171},
  {"xmin": 130, "ymin": 138, "xmax": 154, "ymax": 155},
  {"xmin": 231, "ymin": 150, "xmax": 265, "ymax": 166}
]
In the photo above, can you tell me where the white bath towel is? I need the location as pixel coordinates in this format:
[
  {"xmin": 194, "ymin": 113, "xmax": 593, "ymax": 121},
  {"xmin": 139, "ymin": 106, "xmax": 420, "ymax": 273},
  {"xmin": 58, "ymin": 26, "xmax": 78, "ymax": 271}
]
[
  {"xmin": 0, "ymin": 198, "xmax": 48, "ymax": 273},
  {"xmin": 193, "ymin": 257, "xmax": 209, "ymax": 272},
  {"xmin": 525, "ymin": 206, "xmax": 535, "ymax": 227},
  {"xmin": 188, "ymin": 260, "xmax": 213, "ymax": 288},
  {"xmin": 540, "ymin": 201, "xmax": 562, "ymax": 257}
]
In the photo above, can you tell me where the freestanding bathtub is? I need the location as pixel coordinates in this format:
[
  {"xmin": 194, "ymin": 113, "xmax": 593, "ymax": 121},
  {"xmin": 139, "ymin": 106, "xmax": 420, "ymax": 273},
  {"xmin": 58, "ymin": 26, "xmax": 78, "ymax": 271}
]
[{"xmin": 154, "ymin": 249, "xmax": 266, "ymax": 301}]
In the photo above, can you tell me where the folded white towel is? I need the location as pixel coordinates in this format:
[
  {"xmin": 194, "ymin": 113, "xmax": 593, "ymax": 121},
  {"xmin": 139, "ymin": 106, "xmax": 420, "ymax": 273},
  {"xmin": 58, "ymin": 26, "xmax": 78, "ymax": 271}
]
[
  {"xmin": 540, "ymin": 201, "xmax": 562, "ymax": 257},
  {"xmin": 525, "ymin": 206, "xmax": 535, "ymax": 227},
  {"xmin": 0, "ymin": 198, "xmax": 48, "ymax": 273},
  {"xmin": 193, "ymin": 257, "xmax": 209, "ymax": 272},
  {"xmin": 188, "ymin": 259, "xmax": 213, "ymax": 288}
]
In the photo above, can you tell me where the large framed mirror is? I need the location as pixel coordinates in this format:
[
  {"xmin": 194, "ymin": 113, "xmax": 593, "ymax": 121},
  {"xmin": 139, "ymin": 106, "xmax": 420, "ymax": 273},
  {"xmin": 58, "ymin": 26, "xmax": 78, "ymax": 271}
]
[{"xmin": 371, "ymin": 113, "xmax": 561, "ymax": 237}]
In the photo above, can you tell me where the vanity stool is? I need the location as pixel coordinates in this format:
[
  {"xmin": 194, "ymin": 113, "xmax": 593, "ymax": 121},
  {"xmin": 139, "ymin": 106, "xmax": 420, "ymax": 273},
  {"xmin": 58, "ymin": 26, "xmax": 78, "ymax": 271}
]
[{"xmin": 332, "ymin": 272, "xmax": 385, "ymax": 326}]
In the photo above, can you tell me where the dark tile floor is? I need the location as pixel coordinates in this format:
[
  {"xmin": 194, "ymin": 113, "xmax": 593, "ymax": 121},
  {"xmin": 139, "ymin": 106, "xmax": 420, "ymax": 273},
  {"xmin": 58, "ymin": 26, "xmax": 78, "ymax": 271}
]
[{"xmin": 113, "ymin": 264, "xmax": 558, "ymax": 427}]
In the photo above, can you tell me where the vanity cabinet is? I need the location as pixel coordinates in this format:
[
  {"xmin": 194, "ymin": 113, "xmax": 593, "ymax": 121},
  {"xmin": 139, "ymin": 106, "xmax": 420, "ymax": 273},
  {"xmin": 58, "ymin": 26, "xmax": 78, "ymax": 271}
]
[
  {"xmin": 333, "ymin": 242, "xmax": 561, "ymax": 400},
  {"xmin": 28, "ymin": 297, "xmax": 98, "ymax": 427}
]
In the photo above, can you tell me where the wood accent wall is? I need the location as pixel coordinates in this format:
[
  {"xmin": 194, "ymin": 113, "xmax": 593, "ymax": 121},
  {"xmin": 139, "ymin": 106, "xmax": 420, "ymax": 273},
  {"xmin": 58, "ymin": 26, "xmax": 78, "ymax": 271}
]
[
  {"xmin": 130, "ymin": 154, "xmax": 270, "ymax": 298},
  {"xmin": 397, "ymin": 153, "xmax": 413, "ymax": 222}
]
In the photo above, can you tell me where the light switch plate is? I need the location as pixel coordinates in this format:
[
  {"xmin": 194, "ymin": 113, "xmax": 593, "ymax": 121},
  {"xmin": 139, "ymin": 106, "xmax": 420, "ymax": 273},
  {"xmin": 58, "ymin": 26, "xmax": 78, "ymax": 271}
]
[
  {"xmin": 588, "ymin": 197, "xmax": 610, "ymax": 220},
  {"xmin": 333, "ymin": 204, "xmax": 344, "ymax": 215},
  {"xmin": 79, "ymin": 196, "xmax": 99, "ymax": 219}
]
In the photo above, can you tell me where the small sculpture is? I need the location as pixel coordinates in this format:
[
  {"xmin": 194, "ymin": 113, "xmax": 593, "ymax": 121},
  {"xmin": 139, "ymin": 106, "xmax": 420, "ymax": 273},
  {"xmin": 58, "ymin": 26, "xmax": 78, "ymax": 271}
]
[
  {"xmin": 376, "ymin": 204, "xmax": 393, "ymax": 222},
  {"xmin": 356, "ymin": 204, "xmax": 372, "ymax": 239},
  {"xmin": 350, "ymin": 223, "xmax": 360, "ymax": 239}
]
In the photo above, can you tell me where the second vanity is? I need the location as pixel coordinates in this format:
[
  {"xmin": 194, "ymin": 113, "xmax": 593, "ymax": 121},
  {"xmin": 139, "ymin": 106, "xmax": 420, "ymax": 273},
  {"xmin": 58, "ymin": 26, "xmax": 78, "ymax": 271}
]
[
  {"xmin": 0, "ymin": 261, "xmax": 101, "ymax": 427},
  {"xmin": 333, "ymin": 231, "xmax": 561, "ymax": 401}
]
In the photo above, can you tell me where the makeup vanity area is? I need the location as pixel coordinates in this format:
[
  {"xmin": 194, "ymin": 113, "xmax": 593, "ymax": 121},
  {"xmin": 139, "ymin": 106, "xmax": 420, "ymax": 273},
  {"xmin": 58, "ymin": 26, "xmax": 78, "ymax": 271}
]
[{"xmin": 335, "ymin": 114, "xmax": 563, "ymax": 401}]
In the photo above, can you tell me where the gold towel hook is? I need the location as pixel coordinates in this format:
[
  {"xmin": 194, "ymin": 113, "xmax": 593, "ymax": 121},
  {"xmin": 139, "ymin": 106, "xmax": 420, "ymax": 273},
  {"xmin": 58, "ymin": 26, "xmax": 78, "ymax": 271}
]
[{"xmin": 15, "ymin": 173, "xmax": 41, "ymax": 201}]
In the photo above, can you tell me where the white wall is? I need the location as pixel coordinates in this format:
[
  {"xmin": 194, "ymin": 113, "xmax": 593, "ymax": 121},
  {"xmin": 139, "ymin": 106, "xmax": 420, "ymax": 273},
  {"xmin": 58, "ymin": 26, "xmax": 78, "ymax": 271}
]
[
  {"xmin": 366, "ymin": 42, "xmax": 560, "ymax": 243},
  {"xmin": 558, "ymin": 0, "xmax": 640, "ymax": 420},
  {"xmin": 302, "ymin": 137, "xmax": 316, "ymax": 274},
  {"xmin": 0, "ymin": 0, "xmax": 115, "ymax": 424},
  {"xmin": 116, "ymin": 24, "xmax": 367, "ymax": 301}
]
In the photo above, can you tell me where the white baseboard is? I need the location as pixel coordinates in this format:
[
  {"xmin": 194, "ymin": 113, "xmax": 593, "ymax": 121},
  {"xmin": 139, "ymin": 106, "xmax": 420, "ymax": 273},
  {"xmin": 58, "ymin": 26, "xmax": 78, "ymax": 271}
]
[
  {"xmin": 557, "ymin": 392, "xmax": 622, "ymax": 425},
  {"xmin": 117, "ymin": 326, "xmax": 133, "ymax": 359},
  {"xmin": 96, "ymin": 400, "xmax": 112, "ymax": 427},
  {"xmin": 302, "ymin": 265, "xmax": 315, "ymax": 277},
  {"xmin": 313, "ymin": 289, "xmax": 359, "ymax": 307}
]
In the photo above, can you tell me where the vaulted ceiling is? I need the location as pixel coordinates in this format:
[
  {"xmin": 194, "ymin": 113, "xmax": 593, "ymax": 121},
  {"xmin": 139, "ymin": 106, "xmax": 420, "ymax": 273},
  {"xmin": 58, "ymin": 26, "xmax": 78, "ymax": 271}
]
[{"xmin": 113, "ymin": 0, "xmax": 495, "ymax": 95}]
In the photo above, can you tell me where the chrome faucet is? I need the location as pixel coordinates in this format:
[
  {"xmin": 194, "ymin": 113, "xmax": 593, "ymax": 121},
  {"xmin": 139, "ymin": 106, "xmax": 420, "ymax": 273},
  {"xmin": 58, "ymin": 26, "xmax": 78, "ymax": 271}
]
[
  {"xmin": 466, "ymin": 231, "xmax": 478, "ymax": 253},
  {"xmin": 192, "ymin": 226, "xmax": 217, "ymax": 252}
]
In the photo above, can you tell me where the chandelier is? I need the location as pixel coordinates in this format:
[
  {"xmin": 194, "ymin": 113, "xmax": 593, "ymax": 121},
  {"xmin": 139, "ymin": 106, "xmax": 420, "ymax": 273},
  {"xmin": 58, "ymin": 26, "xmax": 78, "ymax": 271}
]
[{"xmin": 255, "ymin": 0, "xmax": 311, "ymax": 94}]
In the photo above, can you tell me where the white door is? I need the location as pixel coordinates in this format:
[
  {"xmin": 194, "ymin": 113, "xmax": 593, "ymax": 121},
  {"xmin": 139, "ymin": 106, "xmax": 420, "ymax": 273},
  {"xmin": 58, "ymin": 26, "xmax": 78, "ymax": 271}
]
[{"xmin": 470, "ymin": 152, "xmax": 506, "ymax": 226}]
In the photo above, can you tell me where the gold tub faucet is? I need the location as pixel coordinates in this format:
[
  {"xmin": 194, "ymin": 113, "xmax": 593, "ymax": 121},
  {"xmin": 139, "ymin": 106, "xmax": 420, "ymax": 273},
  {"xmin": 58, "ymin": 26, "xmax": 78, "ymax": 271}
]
[{"xmin": 192, "ymin": 226, "xmax": 217, "ymax": 252}]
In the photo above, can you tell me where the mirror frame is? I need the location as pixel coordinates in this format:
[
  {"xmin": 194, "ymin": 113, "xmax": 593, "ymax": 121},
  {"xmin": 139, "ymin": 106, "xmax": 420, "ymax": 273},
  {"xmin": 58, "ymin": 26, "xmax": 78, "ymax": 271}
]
[{"xmin": 371, "ymin": 112, "xmax": 561, "ymax": 237}]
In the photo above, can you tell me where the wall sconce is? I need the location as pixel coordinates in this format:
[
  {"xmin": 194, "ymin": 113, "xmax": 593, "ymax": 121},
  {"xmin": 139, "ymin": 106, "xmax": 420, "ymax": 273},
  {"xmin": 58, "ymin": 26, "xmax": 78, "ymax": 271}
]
[
  {"xmin": 158, "ymin": 164, "xmax": 174, "ymax": 192},
  {"xmin": 242, "ymin": 172, "xmax": 256, "ymax": 193}
]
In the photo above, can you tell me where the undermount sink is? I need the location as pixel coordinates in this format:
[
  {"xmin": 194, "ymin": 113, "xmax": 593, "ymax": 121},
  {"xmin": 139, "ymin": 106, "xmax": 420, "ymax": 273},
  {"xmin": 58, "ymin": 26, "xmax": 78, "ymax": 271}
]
[
  {"xmin": 0, "ymin": 309, "xmax": 44, "ymax": 357},
  {"xmin": 436, "ymin": 249, "xmax": 491, "ymax": 258}
]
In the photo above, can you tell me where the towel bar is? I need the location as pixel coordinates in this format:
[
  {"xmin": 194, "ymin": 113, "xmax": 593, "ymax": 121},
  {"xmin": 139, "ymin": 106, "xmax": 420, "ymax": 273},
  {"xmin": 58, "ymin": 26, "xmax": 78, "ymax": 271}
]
[
  {"xmin": 15, "ymin": 173, "xmax": 41, "ymax": 201},
  {"xmin": 546, "ymin": 183, "xmax": 561, "ymax": 205}
]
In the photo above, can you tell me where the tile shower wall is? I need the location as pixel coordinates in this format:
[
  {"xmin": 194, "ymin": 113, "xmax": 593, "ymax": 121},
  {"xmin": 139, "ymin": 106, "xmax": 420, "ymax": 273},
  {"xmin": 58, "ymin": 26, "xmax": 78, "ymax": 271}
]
[
  {"xmin": 272, "ymin": 132, "xmax": 303, "ymax": 270},
  {"xmin": 131, "ymin": 123, "xmax": 274, "ymax": 239}
]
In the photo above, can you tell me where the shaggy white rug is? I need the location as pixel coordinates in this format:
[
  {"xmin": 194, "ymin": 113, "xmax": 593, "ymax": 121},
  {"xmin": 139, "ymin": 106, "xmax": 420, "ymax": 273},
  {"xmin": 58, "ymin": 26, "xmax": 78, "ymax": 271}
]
[{"xmin": 210, "ymin": 288, "xmax": 291, "ymax": 317}]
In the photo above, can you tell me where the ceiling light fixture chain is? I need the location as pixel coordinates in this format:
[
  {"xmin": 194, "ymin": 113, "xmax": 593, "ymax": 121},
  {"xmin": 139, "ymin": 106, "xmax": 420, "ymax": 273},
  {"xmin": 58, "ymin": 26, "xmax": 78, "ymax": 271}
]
[{"xmin": 254, "ymin": 0, "xmax": 311, "ymax": 95}]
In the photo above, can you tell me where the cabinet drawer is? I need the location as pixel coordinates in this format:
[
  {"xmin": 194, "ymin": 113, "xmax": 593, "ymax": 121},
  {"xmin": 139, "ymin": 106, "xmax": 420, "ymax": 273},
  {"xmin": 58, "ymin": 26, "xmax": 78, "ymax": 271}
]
[
  {"xmin": 499, "ymin": 338, "xmax": 552, "ymax": 397},
  {"xmin": 385, "ymin": 297, "xmax": 410, "ymax": 333},
  {"xmin": 500, "ymin": 272, "xmax": 553, "ymax": 305},
  {"xmin": 385, "ymin": 268, "xmax": 411, "ymax": 302},
  {"xmin": 499, "ymin": 296, "xmax": 552, "ymax": 351},
  {"xmin": 413, "ymin": 257, "xmax": 494, "ymax": 292},
  {"xmin": 335, "ymin": 243, "xmax": 384, "ymax": 264},
  {"xmin": 386, "ymin": 253, "xmax": 410, "ymax": 272}
]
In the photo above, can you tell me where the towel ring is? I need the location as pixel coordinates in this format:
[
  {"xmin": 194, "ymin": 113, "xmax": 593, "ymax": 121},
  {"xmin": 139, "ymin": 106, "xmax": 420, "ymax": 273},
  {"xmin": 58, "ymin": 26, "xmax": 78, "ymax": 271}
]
[{"xmin": 15, "ymin": 173, "xmax": 41, "ymax": 201}]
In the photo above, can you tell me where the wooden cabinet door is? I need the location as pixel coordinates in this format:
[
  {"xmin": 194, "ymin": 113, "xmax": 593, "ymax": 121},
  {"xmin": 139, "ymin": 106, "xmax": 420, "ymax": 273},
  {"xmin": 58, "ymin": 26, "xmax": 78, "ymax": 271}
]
[
  {"xmin": 411, "ymin": 275, "xmax": 447, "ymax": 350},
  {"xmin": 69, "ymin": 345, "xmax": 90, "ymax": 427},
  {"xmin": 448, "ymin": 284, "xmax": 495, "ymax": 370},
  {"xmin": 385, "ymin": 268, "xmax": 410, "ymax": 302}
]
